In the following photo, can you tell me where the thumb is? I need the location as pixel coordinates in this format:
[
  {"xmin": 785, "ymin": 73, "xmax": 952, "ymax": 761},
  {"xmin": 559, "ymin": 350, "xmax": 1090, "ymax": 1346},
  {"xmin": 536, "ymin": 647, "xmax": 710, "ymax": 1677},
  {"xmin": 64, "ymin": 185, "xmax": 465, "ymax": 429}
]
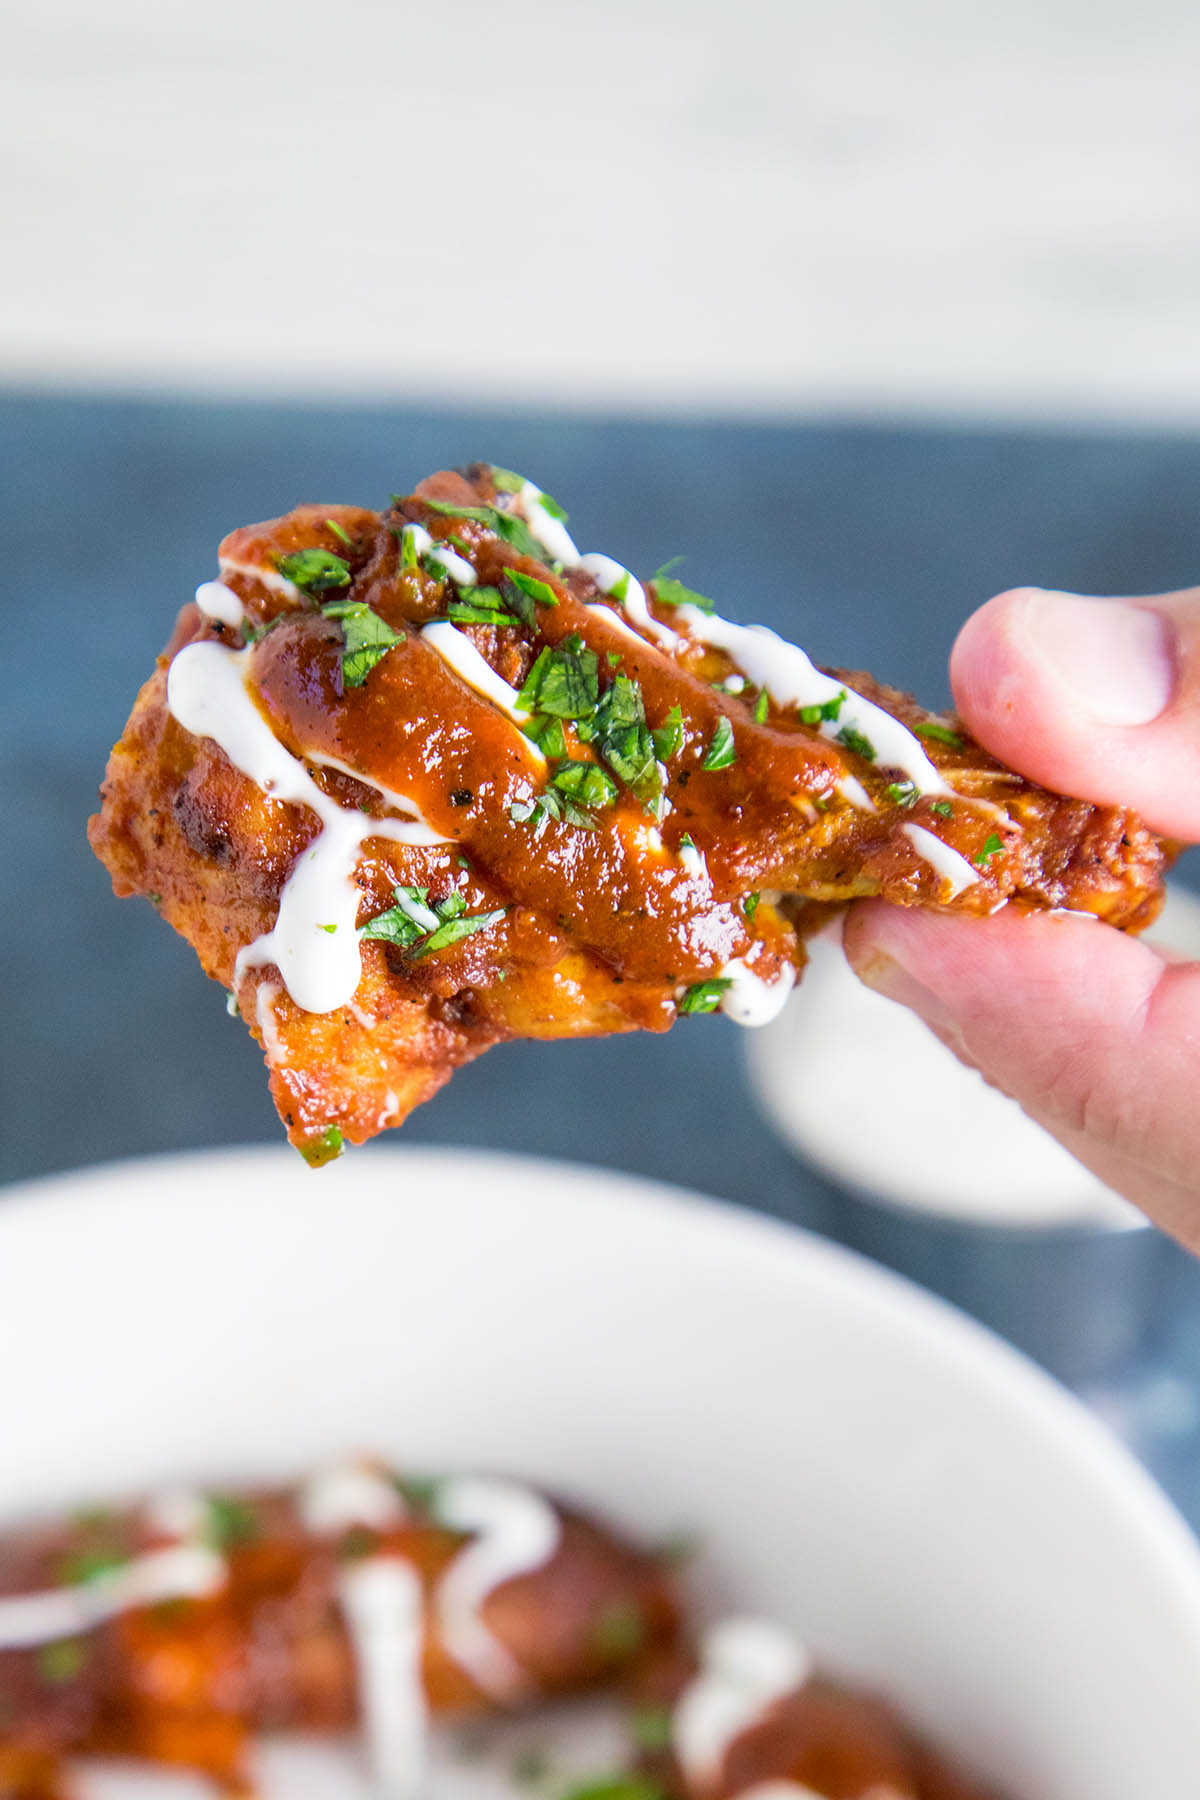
[
  {"xmin": 842, "ymin": 904, "xmax": 1200, "ymax": 1253},
  {"xmin": 950, "ymin": 584, "xmax": 1200, "ymax": 839}
]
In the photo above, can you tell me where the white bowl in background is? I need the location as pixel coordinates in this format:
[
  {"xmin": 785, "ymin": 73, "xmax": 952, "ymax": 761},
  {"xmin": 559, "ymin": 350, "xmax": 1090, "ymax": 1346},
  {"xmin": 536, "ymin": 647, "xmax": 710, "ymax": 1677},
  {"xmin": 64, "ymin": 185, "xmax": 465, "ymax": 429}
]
[
  {"xmin": 744, "ymin": 882, "xmax": 1200, "ymax": 1229},
  {"xmin": 1, "ymin": 1148, "xmax": 1199, "ymax": 1796}
]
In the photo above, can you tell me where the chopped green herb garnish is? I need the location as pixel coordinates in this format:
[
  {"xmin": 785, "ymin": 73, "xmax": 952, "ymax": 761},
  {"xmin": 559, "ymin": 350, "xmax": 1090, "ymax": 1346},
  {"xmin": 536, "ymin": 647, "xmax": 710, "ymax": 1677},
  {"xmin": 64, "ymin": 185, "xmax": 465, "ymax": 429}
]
[
  {"xmin": 421, "ymin": 498, "xmax": 545, "ymax": 562},
  {"xmin": 630, "ymin": 1705, "xmax": 675, "ymax": 1753},
  {"xmin": 409, "ymin": 907, "xmax": 507, "ymax": 960},
  {"xmin": 205, "ymin": 1494, "xmax": 261, "ymax": 1549},
  {"xmin": 836, "ymin": 724, "xmax": 876, "ymax": 762},
  {"xmin": 799, "ymin": 690, "xmax": 846, "ymax": 726},
  {"xmin": 299, "ymin": 1125, "xmax": 343, "ymax": 1167},
  {"xmin": 446, "ymin": 588, "xmax": 519, "ymax": 627},
  {"xmin": 885, "ymin": 780, "xmax": 920, "ymax": 808},
  {"xmin": 524, "ymin": 714, "xmax": 568, "ymax": 759},
  {"xmin": 512, "ymin": 1748, "xmax": 551, "ymax": 1787},
  {"xmin": 651, "ymin": 703, "xmax": 684, "ymax": 761},
  {"xmin": 678, "ymin": 978, "xmax": 732, "ymax": 1014},
  {"xmin": 915, "ymin": 720, "xmax": 964, "ymax": 748},
  {"xmin": 397, "ymin": 522, "xmax": 423, "ymax": 568},
  {"xmin": 549, "ymin": 760, "xmax": 619, "ymax": 811},
  {"xmin": 321, "ymin": 601, "xmax": 404, "ymax": 686},
  {"xmin": 489, "ymin": 465, "xmax": 526, "ymax": 494},
  {"xmin": 517, "ymin": 638, "xmax": 600, "ymax": 719},
  {"xmin": 505, "ymin": 567, "xmax": 559, "ymax": 614},
  {"xmin": 318, "ymin": 922, "xmax": 337, "ymax": 933},
  {"xmin": 611, "ymin": 570, "xmax": 631, "ymax": 602},
  {"xmin": 753, "ymin": 689, "xmax": 770, "ymax": 725},
  {"xmin": 591, "ymin": 1600, "xmax": 645, "ymax": 1659},
  {"xmin": 974, "ymin": 832, "xmax": 1004, "ymax": 867},
  {"xmin": 57, "ymin": 1547, "xmax": 129, "ymax": 1586},
  {"xmin": 560, "ymin": 1779, "xmax": 666, "ymax": 1800},
  {"xmin": 339, "ymin": 1525, "xmax": 380, "ymax": 1560},
  {"xmin": 743, "ymin": 891, "xmax": 760, "ymax": 923},
  {"xmin": 394, "ymin": 1472, "xmax": 443, "ymax": 1514},
  {"xmin": 510, "ymin": 789, "xmax": 598, "ymax": 832},
  {"xmin": 701, "ymin": 716, "xmax": 736, "ymax": 771},
  {"xmin": 534, "ymin": 488, "xmax": 568, "ymax": 521},
  {"xmin": 930, "ymin": 799, "xmax": 954, "ymax": 818},
  {"xmin": 651, "ymin": 556, "xmax": 686, "ymax": 581},
  {"xmin": 652, "ymin": 574, "xmax": 716, "ymax": 615},
  {"xmin": 37, "ymin": 1639, "xmax": 89, "ymax": 1685},
  {"xmin": 325, "ymin": 518, "xmax": 353, "ymax": 547},
  {"xmin": 680, "ymin": 832, "xmax": 697, "ymax": 851},
  {"xmin": 240, "ymin": 612, "xmax": 288, "ymax": 648},
  {"xmin": 606, "ymin": 650, "xmax": 622, "ymax": 667},
  {"xmin": 594, "ymin": 675, "xmax": 658, "ymax": 796},
  {"xmin": 276, "ymin": 547, "xmax": 351, "ymax": 593}
]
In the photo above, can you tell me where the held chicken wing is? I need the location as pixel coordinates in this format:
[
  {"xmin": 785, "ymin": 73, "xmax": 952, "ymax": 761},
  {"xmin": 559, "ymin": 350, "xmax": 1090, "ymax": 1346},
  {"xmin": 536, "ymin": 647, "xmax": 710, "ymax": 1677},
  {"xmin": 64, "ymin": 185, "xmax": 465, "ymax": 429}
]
[{"xmin": 89, "ymin": 464, "xmax": 1167, "ymax": 1161}]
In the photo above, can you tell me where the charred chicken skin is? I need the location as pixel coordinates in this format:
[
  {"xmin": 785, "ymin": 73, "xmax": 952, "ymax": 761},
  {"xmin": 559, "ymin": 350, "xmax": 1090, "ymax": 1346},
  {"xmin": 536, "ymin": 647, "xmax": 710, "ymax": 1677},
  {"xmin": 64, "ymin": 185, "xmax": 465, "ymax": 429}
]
[{"xmin": 88, "ymin": 465, "xmax": 1167, "ymax": 1161}]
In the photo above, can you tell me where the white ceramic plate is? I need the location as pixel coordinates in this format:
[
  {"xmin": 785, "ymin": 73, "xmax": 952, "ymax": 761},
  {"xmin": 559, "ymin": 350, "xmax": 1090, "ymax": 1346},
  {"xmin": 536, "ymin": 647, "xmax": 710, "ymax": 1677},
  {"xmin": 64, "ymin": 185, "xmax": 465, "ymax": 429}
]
[{"xmin": 2, "ymin": 1148, "xmax": 1200, "ymax": 1796}]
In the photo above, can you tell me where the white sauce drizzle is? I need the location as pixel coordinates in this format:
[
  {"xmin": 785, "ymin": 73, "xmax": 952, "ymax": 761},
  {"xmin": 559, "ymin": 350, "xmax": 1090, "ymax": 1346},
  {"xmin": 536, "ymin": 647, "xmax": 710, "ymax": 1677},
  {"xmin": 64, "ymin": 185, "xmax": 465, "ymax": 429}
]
[
  {"xmin": 338, "ymin": 1556, "xmax": 428, "ymax": 1800},
  {"xmin": 433, "ymin": 1477, "xmax": 561, "ymax": 1701},
  {"xmin": 0, "ymin": 1545, "xmax": 226, "ymax": 1651},
  {"xmin": 734, "ymin": 1784, "xmax": 832, "ymax": 1800},
  {"xmin": 302, "ymin": 750, "xmax": 432, "ymax": 822},
  {"xmin": 514, "ymin": 481, "xmax": 582, "ymax": 567},
  {"xmin": 166, "ymin": 640, "xmax": 445, "ymax": 1014},
  {"xmin": 902, "ymin": 823, "xmax": 980, "ymax": 899},
  {"xmin": 349, "ymin": 1000, "xmax": 378, "ymax": 1032},
  {"xmin": 194, "ymin": 579, "xmax": 245, "ymax": 627},
  {"xmin": 420, "ymin": 622, "xmax": 535, "ymax": 729},
  {"xmin": 835, "ymin": 774, "xmax": 875, "ymax": 812},
  {"xmin": 299, "ymin": 1462, "xmax": 408, "ymax": 1536},
  {"xmin": 718, "ymin": 955, "xmax": 797, "ymax": 1027},
  {"xmin": 218, "ymin": 554, "xmax": 301, "ymax": 601},
  {"xmin": 676, "ymin": 608, "xmax": 955, "ymax": 800},
  {"xmin": 426, "ymin": 542, "xmax": 478, "ymax": 587},
  {"xmin": 579, "ymin": 554, "xmax": 681, "ymax": 650},
  {"xmin": 672, "ymin": 1617, "xmax": 812, "ymax": 1787},
  {"xmin": 400, "ymin": 522, "xmax": 433, "ymax": 561}
]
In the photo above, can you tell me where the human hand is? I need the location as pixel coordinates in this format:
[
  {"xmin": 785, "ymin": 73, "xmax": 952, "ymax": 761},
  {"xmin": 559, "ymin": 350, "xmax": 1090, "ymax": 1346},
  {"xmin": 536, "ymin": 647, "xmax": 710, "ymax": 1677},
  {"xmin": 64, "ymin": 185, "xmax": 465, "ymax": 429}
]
[{"xmin": 842, "ymin": 585, "xmax": 1200, "ymax": 1251}]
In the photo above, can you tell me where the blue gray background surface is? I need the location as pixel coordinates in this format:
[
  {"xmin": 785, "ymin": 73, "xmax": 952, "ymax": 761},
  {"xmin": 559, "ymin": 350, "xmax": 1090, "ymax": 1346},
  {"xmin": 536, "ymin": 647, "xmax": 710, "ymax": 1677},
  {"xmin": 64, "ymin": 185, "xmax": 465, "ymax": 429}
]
[{"xmin": 3, "ymin": 392, "xmax": 1200, "ymax": 1527}]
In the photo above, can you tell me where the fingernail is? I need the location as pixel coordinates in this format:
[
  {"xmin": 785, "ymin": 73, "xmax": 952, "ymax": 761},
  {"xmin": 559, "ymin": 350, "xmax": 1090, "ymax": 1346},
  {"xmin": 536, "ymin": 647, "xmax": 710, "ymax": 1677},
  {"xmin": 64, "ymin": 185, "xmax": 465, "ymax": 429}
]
[
  {"xmin": 1022, "ymin": 590, "xmax": 1176, "ymax": 725},
  {"xmin": 852, "ymin": 946, "xmax": 956, "ymax": 1035}
]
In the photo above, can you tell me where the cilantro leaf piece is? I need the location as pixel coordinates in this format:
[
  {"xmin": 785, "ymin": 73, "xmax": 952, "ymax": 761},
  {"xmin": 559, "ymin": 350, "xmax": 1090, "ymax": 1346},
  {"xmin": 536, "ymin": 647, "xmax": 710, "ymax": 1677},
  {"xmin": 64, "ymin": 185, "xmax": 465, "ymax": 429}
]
[
  {"xmin": 325, "ymin": 518, "xmax": 353, "ymax": 547},
  {"xmin": 678, "ymin": 978, "xmax": 732, "ymax": 1014},
  {"xmin": 447, "ymin": 588, "xmax": 519, "ymax": 627},
  {"xmin": 974, "ymin": 832, "xmax": 1005, "ymax": 867},
  {"xmin": 560, "ymin": 1782, "xmax": 667, "ymax": 1800},
  {"xmin": 549, "ymin": 760, "xmax": 619, "ymax": 811},
  {"xmin": 534, "ymin": 489, "xmax": 568, "ymax": 521},
  {"xmin": 631, "ymin": 1705, "xmax": 675, "ymax": 1752},
  {"xmin": 299, "ymin": 1126, "xmax": 343, "ymax": 1166},
  {"xmin": 651, "ymin": 556, "xmax": 686, "ymax": 581},
  {"xmin": 743, "ymin": 891, "xmax": 760, "ymax": 923},
  {"xmin": 321, "ymin": 601, "xmax": 404, "ymax": 687},
  {"xmin": 930, "ymin": 799, "xmax": 954, "ymax": 818},
  {"xmin": 593, "ymin": 675, "xmax": 658, "ymax": 795},
  {"xmin": 517, "ymin": 638, "xmax": 600, "ymax": 719},
  {"xmin": 652, "ymin": 574, "xmax": 716, "ymax": 614},
  {"xmin": 799, "ymin": 690, "xmax": 845, "ymax": 726},
  {"xmin": 651, "ymin": 703, "xmax": 684, "ymax": 761},
  {"xmin": 753, "ymin": 689, "xmax": 770, "ymax": 725},
  {"xmin": 885, "ymin": 779, "xmax": 919, "ymax": 807},
  {"xmin": 57, "ymin": 1547, "xmax": 129, "ymax": 1586},
  {"xmin": 524, "ymin": 715, "xmax": 568, "ymax": 759},
  {"xmin": 241, "ymin": 613, "xmax": 288, "ymax": 648},
  {"xmin": 37, "ymin": 1639, "xmax": 89, "ymax": 1685},
  {"xmin": 409, "ymin": 907, "xmax": 507, "ymax": 959},
  {"xmin": 420, "ymin": 498, "xmax": 545, "ymax": 561},
  {"xmin": 505, "ymin": 568, "xmax": 560, "ymax": 610},
  {"xmin": 205, "ymin": 1494, "xmax": 261, "ymax": 1549},
  {"xmin": 915, "ymin": 720, "xmax": 964, "ymax": 748},
  {"xmin": 701, "ymin": 716, "xmax": 736, "ymax": 771},
  {"xmin": 360, "ymin": 887, "xmax": 439, "ymax": 948},
  {"xmin": 490, "ymin": 465, "xmax": 526, "ymax": 493},
  {"xmin": 835, "ymin": 724, "xmax": 876, "ymax": 762},
  {"xmin": 276, "ymin": 548, "xmax": 352, "ymax": 593}
]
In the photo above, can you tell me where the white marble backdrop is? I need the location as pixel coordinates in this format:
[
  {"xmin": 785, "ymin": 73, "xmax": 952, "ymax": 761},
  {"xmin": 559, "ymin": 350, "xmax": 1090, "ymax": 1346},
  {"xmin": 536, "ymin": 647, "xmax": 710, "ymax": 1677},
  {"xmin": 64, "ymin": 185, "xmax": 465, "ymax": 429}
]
[{"xmin": 5, "ymin": 0, "xmax": 1200, "ymax": 421}]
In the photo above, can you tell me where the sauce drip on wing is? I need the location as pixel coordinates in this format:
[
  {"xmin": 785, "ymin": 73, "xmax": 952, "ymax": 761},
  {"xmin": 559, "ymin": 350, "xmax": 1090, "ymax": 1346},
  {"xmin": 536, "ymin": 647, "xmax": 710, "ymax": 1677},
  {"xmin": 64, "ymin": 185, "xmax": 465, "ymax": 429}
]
[{"xmin": 88, "ymin": 466, "xmax": 1167, "ymax": 1160}]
